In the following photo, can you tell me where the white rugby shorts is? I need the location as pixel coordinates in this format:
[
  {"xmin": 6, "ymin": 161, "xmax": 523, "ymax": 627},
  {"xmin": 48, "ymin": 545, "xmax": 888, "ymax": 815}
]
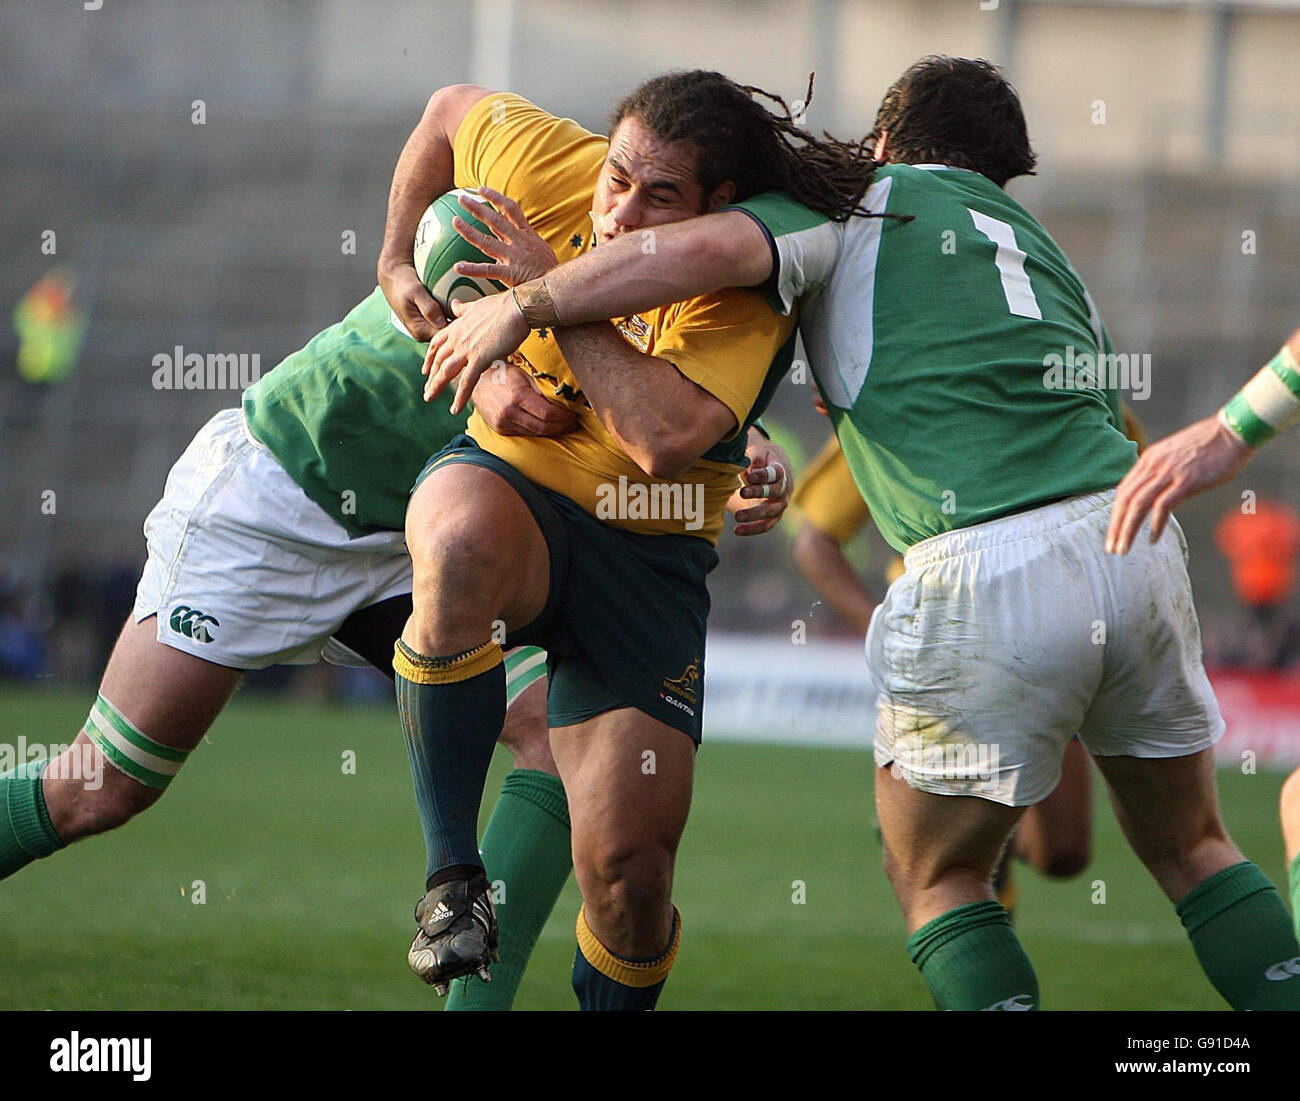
[
  {"xmin": 133, "ymin": 408, "xmax": 413, "ymax": 669},
  {"xmin": 867, "ymin": 489, "xmax": 1224, "ymax": 805}
]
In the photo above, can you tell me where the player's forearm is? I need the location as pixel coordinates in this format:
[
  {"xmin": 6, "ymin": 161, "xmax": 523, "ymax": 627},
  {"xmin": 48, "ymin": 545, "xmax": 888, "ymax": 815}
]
[
  {"xmin": 377, "ymin": 93, "xmax": 460, "ymax": 276},
  {"xmin": 793, "ymin": 523, "xmax": 875, "ymax": 635},
  {"xmin": 554, "ymin": 322, "xmax": 734, "ymax": 479},
  {"xmin": 537, "ymin": 211, "xmax": 773, "ymax": 324},
  {"xmin": 1218, "ymin": 328, "xmax": 1300, "ymax": 448}
]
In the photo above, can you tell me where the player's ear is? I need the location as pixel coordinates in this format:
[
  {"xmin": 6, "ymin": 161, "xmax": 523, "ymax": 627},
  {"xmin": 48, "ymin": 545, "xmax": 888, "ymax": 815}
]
[
  {"xmin": 873, "ymin": 129, "xmax": 889, "ymax": 162},
  {"xmin": 705, "ymin": 180, "xmax": 736, "ymax": 212}
]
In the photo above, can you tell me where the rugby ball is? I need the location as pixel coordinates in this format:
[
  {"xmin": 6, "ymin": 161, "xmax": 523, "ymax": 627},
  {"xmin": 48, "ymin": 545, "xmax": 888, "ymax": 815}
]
[{"xmin": 413, "ymin": 189, "xmax": 508, "ymax": 310}]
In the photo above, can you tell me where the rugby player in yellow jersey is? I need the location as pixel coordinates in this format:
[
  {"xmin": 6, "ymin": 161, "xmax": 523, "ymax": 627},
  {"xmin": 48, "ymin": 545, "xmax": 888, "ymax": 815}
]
[
  {"xmin": 380, "ymin": 73, "xmax": 874, "ymax": 1007},
  {"xmin": 427, "ymin": 59, "xmax": 1300, "ymax": 1010}
]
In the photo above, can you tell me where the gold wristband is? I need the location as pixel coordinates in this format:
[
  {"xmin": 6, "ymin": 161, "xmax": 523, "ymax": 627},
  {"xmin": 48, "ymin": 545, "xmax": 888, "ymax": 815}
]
[{"xmin": 512, "ymin": 278, "xmax": 562, "ymax": 330}]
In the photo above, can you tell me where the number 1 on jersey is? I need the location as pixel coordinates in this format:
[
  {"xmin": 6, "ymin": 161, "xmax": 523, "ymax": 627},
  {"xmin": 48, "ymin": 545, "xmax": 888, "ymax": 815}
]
[{"xmin": 968, "ymin": 209, "xmax": 1042, "ymax": 320}]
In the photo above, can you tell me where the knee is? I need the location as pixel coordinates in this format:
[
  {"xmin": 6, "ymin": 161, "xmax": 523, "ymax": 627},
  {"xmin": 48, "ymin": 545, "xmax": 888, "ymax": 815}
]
[
  {"xmin": 1037, "ymin": 843, "xmax": 1091, "ymax": 880},
  {"xmin": 408, "ymin": 511, "xmax": 500, "ymax": 592},
  {"xmin": 580, "ymin": 842, "xmax": 672, "ymax": 923}
]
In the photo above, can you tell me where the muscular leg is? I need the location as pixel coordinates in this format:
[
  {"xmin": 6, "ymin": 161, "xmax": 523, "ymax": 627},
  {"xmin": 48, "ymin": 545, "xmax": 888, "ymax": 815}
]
[
  {"xmin": 876, "ymin": 765, "xmax": 1039, "ymax": 1010},
  {"xmin": 403, "ymin": 464, "xmax": 550, "ymax": 658},
  {"xmin": 876, "ymin": 765, "xmax": 1027, "ymax": 932},
  {"xmin": 1012, "ymin": 738, "xmax": 1093, "ymax": 879},
  {"xmin": 1095, "ymin": 748, "xmax": 1300, "ymax": 1009},
  {"xmin": 1, "ymin": 616, "xmax": 240, "ymax": 877},
  {"xmin": 498, "ymin": 675, "xmax": 557, "ymax": 776},
  {"xmin": 398, "ymin": 462, "xmax": 554, "ymax": 988},
  {"xmin": 551, "ymin": 707, "xmax": 694, "ymax": 1010},
  {"xmin": 398, "ymin": 462, "xmax": 551, "ymax": 884}
]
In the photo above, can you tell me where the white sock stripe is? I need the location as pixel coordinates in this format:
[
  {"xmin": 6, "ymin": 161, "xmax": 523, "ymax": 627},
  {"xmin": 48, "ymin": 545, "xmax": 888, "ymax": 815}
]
[
  {"xmin": 507, "ymin": 649, "xmax": 547, "ymax": 683},
  {"xmin": 85, "ymin": 707, "xmax": 185, "ymax": 778},
  {"xmin": 1243, "ymin": 365, "xmax": 1300, "ymax": 432}
]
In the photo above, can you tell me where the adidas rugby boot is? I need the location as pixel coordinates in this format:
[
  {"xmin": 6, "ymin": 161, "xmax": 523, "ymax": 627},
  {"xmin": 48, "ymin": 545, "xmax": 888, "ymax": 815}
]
[{"xmin": 407, "ymin": 872, "xmax": 499, "ymax": 995}]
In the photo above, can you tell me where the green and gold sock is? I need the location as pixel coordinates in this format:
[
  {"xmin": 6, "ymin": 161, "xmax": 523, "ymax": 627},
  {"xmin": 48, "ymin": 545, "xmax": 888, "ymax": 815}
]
[
  {"xmin": 0, "ymin": 760, "xmax": 65, "ymax": 878},
  {"xmin": 394, "ymin": 638, "xmax": 506, "ymax": 882},
  {"xmin": 907, "ymin": 900, "xmax": 1039, "ymax": 1011},
  {"xmin": 1177, "ymin": 861, "xmax": 1300, "ymax": 1010},
  {"xmin": 445, "ymin": 770, "xmax": 572, "ymax": 1011},
  {"xmin": 572, "ymin": 904, "xmax": 680, "ymax": 1011}
]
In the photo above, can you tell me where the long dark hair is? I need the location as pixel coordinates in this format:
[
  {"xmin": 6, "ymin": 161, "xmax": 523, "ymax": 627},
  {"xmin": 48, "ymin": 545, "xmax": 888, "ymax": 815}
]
[
  {"xmin": 870, "ymin": 56, "xmax": 1037, "ymax": 187},
  {"xmin": 611, "ymin": 71, "xmax": 877, "ymax": 222}
]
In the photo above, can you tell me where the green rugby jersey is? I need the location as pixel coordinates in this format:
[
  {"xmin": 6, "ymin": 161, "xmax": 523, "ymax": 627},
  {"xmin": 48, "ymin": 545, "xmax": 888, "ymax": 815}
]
[
  {"xmin": 243, "ymin": 287, "xmax": 467, "ymax": 535},
  {"xmin": 732, "ymin": 165, "xmax": 1137, "ymax": 553}
]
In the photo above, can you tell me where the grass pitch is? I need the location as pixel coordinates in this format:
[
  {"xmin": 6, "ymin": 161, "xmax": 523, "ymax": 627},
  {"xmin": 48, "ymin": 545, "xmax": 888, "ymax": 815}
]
[{"xmin": 0, "ymin": 686, "xmax": 1292, "ymax": 1011}]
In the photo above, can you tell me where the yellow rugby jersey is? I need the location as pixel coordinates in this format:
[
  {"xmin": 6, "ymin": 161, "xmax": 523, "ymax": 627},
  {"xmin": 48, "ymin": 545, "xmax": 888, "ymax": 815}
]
[
  {"xmin": 793, "ymin": 434, "xmax": 871, "ymax": 544},
  {"xmin": 453, "ymin": 93, "xmax": 796, "ymax": 544}
]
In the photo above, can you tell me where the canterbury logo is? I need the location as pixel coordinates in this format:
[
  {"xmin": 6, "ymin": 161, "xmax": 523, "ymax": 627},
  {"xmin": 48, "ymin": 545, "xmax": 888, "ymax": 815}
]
[
  {"xmin": 1264, "ymin": 956, "xmax": 1300, "ymax": 981},
  {"xmin": 169, "ymin": 605, "xmax": 220, "ymax": 643},
  {"xmin": 663, "ymin": 660, "xmax": 701, "ymax": 703},
  {"xmin": 982, "ymin": 994, "xmax": 1035, "ymax": 1011}
]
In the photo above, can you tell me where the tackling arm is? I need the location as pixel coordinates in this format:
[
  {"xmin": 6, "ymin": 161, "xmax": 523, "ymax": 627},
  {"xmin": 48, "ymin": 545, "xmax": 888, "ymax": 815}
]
[
  {"xmin": 552, "ymin": 322, "xmax": 736, "ymax": 480},
  {"xmin": 426, "ymin": 210, "xmax": 777, "ymax": 414},
  {"xmin": 539, "ymin": 212, "xmax": 774, "ymax": 323}
]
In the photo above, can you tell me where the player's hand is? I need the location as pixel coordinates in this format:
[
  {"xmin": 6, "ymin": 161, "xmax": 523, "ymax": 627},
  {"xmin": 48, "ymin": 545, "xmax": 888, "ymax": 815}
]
[
  {"xmin": 422, "ymin": 292, "xmax": 531, "ymax": 414},
  {"xmin": 728, "ymin": 434, "xmax": 793, "ymax": 536},
  {"xmin": 378, "ymin": 259, "xmax": 447, "ymax": 343},
  {"xmin": 469, "ymin": 361, "xmax": 577, "ymax": 438},
  {"xmin": 1105, "ymin": 414, "xmax": 1255, "ymax": 555},
  {"xmin": 452, "ymin": 187, "xmax": 559, "ymax": 288}
]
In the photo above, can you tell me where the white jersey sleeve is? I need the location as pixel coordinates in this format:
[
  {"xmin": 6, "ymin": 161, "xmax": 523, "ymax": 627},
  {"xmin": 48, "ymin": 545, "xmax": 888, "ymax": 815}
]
[{"xmin": 726, "ymin": 192, "xmax": 844, "ymax": 315}]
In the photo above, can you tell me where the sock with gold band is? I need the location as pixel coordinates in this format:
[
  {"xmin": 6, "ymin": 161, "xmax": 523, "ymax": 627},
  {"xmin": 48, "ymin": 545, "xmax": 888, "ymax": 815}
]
[
  {"xmin": 394, "ymin": 637, "xmax": 505, "ymax": 882},
  {"xmin": 572, "ymin": 903, "xmax": 681, "ymax": 1011},
  {"xmin": 1219, "ymin": 345, "xmax": 1300, "ymax": 448},
  {"xmin": 0, "ymin": 759, "xmax": 65, "ymax": 878}
]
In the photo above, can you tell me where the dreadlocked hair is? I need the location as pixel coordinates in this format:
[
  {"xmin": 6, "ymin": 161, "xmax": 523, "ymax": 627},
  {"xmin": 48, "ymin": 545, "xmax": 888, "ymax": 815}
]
[{"xmin": 611, "ymin": 70, "xmax": 879, "ymax": 222}]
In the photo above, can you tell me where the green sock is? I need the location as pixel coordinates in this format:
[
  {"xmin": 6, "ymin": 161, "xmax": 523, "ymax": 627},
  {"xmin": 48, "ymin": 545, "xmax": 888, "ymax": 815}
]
[
  {"xmin": 907, "ymin": 900, "xmax": 1039, "ymax": 1011},
  {"xmin": 1177, "ymin": 861, "xmax": 1300, "ymax": 1009},
  {"xmin": 1, "ymin": 760, "xmax": 65, "ymax": 878},
  {"xmin": 1290, "ymin": 854, "xmax": 1300, "ymax": 941},
  {"xmin": 445, "ymin": 770, "xmax": 572, "ymax": 1011}
]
